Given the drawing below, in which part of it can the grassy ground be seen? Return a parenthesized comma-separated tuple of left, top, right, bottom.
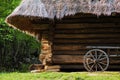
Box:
(0, 72, 120, 80)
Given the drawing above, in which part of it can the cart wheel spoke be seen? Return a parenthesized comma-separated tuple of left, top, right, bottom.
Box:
(87, 57, 94, 62)
(90, 52, 95, 60)
(99, 57, 107, 61)
(95, 50, 97, 59)
(95, 64, 98, 71)
(90, 64, 95, 71)
(99, 62, 107, 66)
(98, 52, 103, 60)
(88, 61, 94, 65)
(98, 63, 104, 71)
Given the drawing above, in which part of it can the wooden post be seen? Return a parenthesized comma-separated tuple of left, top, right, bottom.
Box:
(39, 20, 55, 65)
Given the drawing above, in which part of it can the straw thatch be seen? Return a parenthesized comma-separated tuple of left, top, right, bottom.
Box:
(5, 0, 120, 35)
(42, 0, 116, 18)
(7, 0, 120, 19)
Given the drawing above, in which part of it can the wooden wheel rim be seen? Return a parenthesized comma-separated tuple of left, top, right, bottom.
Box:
(83, 49, 109, 72)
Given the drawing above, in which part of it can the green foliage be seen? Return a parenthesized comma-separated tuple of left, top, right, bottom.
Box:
(0, 26, 13, 42)
(0, 27, 41, 71)
(0, 0, 41, 71)
(0, 0, 20, 26)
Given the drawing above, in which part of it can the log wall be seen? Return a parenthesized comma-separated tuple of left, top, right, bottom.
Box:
(52, 14, 120, 65)
(35, 14, 120, 70)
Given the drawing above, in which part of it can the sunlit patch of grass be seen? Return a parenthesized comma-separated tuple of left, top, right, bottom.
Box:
(0, 72, 120, 80)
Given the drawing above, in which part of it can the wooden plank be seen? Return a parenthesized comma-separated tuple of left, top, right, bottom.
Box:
(56, 17, 120, 23)
(55, 29, 120, 34)
(53, 50, 87, 55)
(53, 44, 120, 51)
(53, 45, 86, 50)
(54, 39, 120, 44)
(45, 65, 61, 70)
(109, 57, 120, 64)
(108, 64, 120, 70)
(52, 55, 83, 64)
(53, 64, 84, 69)
(87, 46, 120, 49)
(54, 34, 120, 39)
(46, 69, 60, 72)
(53, 49, 120, 55)
(56, 23, 120, 29)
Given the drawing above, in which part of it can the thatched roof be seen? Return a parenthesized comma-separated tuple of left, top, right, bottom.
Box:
(5, 0, 120, 35)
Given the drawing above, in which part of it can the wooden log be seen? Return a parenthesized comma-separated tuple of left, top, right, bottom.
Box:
(46, 69, 60, 72)
(56, 17, 120, 23)
(56, 23, 120, 29)
(109, 56, 120, 64)
(108, 64, 120, 70)
(109, 60, 120, 65)
(53, 45, 86, 51)
(55, 29, 120, 34)
(40, 36, 52, 65)
(108, 52, 120, 55)
(53, 44, 120, 50)
(54, 34, 120, 39)
(54, 39, 120, 44)
(45, 64, 84, 70)
(30, 70, 45, 73)
(54, 49, 120, 56)
(60, 64, 84, 69)
(52, 55, 84, 64)
(45, 65, 61, 70)
(53, 50, 87, 55)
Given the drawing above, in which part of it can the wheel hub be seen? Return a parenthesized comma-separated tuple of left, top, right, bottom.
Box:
(94, 59, 99, 64)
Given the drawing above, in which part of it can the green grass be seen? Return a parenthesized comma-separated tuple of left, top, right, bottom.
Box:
(0, 72, 120, 80)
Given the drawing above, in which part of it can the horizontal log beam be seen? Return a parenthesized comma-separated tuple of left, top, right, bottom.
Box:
(52, 64, 84, 69)
(108, 64, 120, 70)
(54, 39, 120, 44)
(53, 45, 87, 51)
(56, 17, 120, 23)
(54, 34, 120, 39)
(55, 29, 120, 34)
(53, 44, 120, 50)
(109, 58, 120, 64)
(52, 55, 83, 64)
(56, 23, 120, 29)
(53, 50, 87, 55)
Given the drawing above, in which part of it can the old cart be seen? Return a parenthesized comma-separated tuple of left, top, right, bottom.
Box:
(84, 46, 120, 71)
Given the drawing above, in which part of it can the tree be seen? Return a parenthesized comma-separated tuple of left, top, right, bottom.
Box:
(0, 0, 40, 71)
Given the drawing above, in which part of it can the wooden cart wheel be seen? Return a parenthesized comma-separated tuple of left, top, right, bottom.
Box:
(83, 49, 109, 72)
